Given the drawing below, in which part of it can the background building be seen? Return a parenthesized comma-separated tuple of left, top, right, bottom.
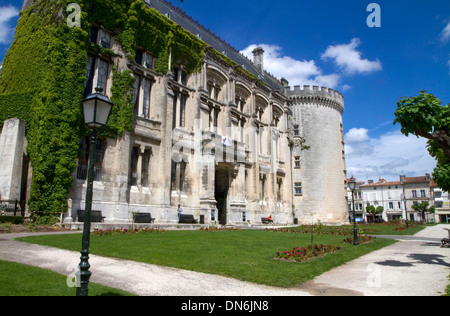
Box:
(347, 174, 447, 223)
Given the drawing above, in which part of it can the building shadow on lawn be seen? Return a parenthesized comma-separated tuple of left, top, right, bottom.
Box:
(376, 251, 450, 268)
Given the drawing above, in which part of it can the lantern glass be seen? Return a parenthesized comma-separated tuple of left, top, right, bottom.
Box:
(348, 178, 356, 191)
(82, 90, 113, 129)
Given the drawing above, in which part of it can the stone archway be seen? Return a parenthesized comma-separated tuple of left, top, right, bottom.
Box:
(215, 165, 229, 225)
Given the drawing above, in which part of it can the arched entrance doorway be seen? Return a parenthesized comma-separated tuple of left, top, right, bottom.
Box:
(215, 166, 229, 225)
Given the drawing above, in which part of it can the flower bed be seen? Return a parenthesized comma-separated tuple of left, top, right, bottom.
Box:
(197, 226, 242, 232)
(342, 235, 376, 244)
(275, 244, 342, 262)
(94, 227, 166, 236)
(264, 225, 381, 236)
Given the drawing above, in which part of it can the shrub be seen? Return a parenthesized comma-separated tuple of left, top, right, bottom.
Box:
(0, 216, 24, 224)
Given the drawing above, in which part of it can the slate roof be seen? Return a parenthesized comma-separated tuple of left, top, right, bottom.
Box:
(146, 0, 284, 90)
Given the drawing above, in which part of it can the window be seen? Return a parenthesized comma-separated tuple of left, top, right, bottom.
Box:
(179, 94, 186, 128)
(100, 31, 111, 49)
(294, 156, 301, 168)
(84, 56, 109, 97)
(293, 125, 299, 136)
(133, 74, 153, 119)
(261, 177, 266, 200)
(172, 91, 187, 129)
(135, 49, 143, 65)
(90, 26, 98, 44)
(207, 82, 220, 100)
(420, 190, 426, 197)
(144, 54, 153, 70)
(235, 95, 246, 113)
(135, 49, 154, 70)
(133, 75, 141, 116)
(173, 67, 179, 82)
(412, 190, 417, 198)
(212, 107, 219, 130)
(389, 202, 394, 209)
(142, 78, 152, 119)
(179, 161, 186, 192)
(173, 67, 187, 85)
(171, 161, 177, 191)
(141, 149, 151, 187)
(77, 137, 104, 182)
(294, 182, 302, 196)
(181, 70, 187, 86)
(130, 147, 139, 186)
(171, 160, 187, 192)
(96, 58, 109, 93)
(277, 179, 282, 201)
(90, 26, 111, 49)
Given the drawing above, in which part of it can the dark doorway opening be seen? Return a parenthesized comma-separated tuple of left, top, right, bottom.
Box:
(215, 167, 229, 225)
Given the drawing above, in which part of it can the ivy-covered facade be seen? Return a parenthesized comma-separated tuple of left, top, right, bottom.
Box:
(0, 0, 349, 225)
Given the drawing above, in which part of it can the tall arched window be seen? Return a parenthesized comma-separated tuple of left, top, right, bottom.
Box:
(77, 136, 104, 182)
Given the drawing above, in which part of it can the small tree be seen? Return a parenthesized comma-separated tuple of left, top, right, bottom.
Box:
(411, 201, 433, 223)
(394, 90, 450, 191)
(366, 205, 383, 223)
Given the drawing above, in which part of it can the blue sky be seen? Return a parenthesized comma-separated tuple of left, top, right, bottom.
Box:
(1, 0, 449, 182)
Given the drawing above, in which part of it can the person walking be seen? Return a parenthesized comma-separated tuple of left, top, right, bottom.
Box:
(177, 204, 182, 222)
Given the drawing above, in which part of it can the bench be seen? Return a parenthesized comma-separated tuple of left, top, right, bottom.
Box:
(133, 212, 155, 223)
(261, 217, 273, 224)
(77, 210, 104, 223)
(179, 214, 198, 224)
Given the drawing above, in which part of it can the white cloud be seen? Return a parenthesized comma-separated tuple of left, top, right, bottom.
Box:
(241, 40, 381, 89)
(345, 128, 370, 144)
(321, 38, 382, 75)
(240, 44, 341, 89)
(441, 21, 450, 42)
(345, 129, 437, 181)
(0, 6, 19, 44)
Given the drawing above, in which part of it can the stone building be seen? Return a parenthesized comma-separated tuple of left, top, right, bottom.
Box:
(350, 174, 447, 223)
(0, 0, 349, 226)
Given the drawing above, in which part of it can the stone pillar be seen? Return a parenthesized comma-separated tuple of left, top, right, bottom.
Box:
(0, 118, 25, 201)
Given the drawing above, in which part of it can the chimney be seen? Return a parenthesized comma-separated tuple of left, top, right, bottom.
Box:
(252, 47, 264, 73)
(281, 77, 289, 88)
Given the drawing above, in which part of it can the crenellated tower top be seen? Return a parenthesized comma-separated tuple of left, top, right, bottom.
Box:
(286, 85, 345, 114)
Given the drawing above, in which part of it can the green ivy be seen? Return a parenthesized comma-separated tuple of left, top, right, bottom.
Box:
(0, 0, 237, 214)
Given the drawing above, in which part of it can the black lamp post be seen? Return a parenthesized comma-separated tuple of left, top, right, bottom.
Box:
(348, 177, 359, 245)
(76, 87, 113, 296)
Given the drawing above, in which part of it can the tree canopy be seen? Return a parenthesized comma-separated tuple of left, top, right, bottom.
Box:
(394, 90, 450, 191)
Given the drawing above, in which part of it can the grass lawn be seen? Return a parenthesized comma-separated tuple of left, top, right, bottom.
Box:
(17, 228, 396, 288)
(0, 259, 135, 296)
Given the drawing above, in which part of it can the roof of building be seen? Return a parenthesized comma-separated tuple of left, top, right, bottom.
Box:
(146, 0, 284, 90)
(359, 174, 432, 188)
(360, 180, 401, 188)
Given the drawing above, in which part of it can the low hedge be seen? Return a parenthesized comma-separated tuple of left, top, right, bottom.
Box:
(0, 216, 24, 224)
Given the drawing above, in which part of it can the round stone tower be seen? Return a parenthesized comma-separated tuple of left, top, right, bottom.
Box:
(288, 85, 348, 225)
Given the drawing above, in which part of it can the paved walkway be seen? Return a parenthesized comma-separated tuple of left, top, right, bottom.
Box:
(0, 225, 449, 296)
